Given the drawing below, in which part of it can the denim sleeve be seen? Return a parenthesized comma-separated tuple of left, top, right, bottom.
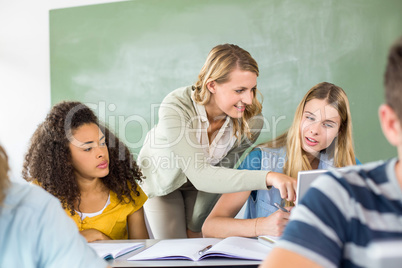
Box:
(238, 149, 262, 171)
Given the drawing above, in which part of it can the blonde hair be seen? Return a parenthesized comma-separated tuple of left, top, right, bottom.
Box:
(0, 145, 10, 206)
(261, 82, 356, 205)
(193, 44, 262, 141)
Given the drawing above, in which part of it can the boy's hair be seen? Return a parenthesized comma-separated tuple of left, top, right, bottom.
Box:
(0, 145, 10, 206)
(22, 101, 145, 215)
(385, 36, 402, 121)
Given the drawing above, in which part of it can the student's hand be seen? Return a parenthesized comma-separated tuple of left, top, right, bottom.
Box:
(80, 229, 111, 242)
(257, 207, 293, 237)
(266, 172, 297, 201)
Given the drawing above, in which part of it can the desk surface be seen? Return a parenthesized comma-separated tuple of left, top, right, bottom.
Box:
(98, 239, 262, 268)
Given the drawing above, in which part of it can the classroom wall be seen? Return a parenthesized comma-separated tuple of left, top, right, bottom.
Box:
(0, 0, 125, 182)
(1, 0, 401, 182)
(49, 0, 402, 164)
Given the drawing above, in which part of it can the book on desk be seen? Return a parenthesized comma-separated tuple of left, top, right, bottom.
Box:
(128, 237, 271, 261)
(89, 242, 144, 260)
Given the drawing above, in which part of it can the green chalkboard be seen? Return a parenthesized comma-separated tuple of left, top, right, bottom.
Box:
(50, 0, 402, 162)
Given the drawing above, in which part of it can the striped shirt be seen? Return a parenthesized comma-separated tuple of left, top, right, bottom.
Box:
(276, 158, 402, 268)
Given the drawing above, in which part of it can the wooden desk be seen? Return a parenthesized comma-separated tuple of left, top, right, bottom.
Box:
(101, 239, 262, 267)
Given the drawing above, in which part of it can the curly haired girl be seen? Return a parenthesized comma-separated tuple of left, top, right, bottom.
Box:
(23, 101, 149, 242)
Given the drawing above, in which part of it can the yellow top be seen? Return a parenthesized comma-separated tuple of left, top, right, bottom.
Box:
(65, 186, 148, 240)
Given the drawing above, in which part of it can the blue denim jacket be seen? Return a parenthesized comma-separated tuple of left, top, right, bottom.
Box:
(238, 147, 335, 219)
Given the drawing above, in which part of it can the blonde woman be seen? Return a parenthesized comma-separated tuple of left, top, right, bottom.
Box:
(139, 44, 297, 239)
(202, 82, 359, 238)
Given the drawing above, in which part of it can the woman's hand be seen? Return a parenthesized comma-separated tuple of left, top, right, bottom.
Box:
(80, 229, 111, 242)
(256, 206, 293, 236)
(265, 172, 297, 202)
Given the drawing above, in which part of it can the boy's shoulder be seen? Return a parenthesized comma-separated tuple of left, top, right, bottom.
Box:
(332, 159, 391, 183)
(6, 182, 57, 208)
(315, 159, 397, 199)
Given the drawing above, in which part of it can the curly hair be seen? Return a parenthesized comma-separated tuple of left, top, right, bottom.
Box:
(22, 101, 145, 215)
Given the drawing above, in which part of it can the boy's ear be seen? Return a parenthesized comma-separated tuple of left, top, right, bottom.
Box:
(379, 104, 402, 147)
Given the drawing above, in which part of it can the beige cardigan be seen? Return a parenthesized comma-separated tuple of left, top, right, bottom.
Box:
(138, 86, 269, 198)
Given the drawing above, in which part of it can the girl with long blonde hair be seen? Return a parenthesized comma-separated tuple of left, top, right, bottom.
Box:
(203, 82, 359, 238)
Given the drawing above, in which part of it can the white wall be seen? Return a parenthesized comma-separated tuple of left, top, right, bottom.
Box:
(0, 0, 123, 182)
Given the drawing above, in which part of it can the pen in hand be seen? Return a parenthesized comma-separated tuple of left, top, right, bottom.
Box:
(274, 202, 290, 213)
(198, 245, 212, 255)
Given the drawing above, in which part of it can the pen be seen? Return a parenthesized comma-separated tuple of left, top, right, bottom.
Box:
(259, 236, 276, 244)
(274, 202, 290, 213)
(198, 245, 212, 255)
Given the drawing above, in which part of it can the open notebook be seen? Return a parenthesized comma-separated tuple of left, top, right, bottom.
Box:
(89, 242, 144, 260)
(128, 237, 270, 261)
